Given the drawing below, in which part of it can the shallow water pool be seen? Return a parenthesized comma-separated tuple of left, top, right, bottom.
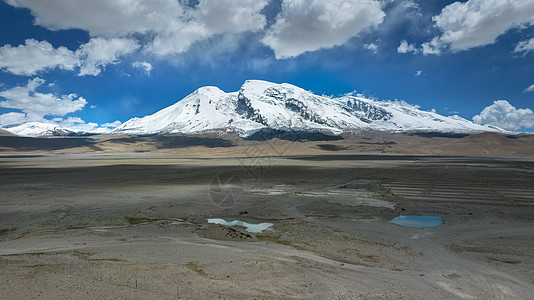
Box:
(388, 215, 443, 228)
(207, 218, 274, 233)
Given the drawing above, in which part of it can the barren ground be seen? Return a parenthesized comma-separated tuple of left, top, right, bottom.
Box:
(0, 133, 533, 299)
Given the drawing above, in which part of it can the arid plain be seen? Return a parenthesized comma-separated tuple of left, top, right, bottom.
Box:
(1, 132, 533, 299)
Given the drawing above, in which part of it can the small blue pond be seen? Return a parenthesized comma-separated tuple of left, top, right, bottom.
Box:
(388, 215, 443, 228)
(207, 218, 274, 233)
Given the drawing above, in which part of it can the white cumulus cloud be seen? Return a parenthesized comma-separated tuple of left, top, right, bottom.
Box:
(514, 37, 534, 54)
(0, 38, 140, 76)
(196, 0, 268, 34)
(6, 0, 269, 58)
(132, 61, 153, 75)
(424, 0, 534, 54)
(54, 116, 100, 132)
(0, 39, 78, 76)
(5, 0, 183, 37)
(421, 37, 441, 55)
(262, 0, 385, 59)
(101, 120, 122, 128)
(473, 100, 534, 131)
(148, 0, 268, 56)
(397, 40, 417, 54)
(76, 37, 140, 76)
(0, 78, 87, 119)
(364, 43, 378, 53)
(524, 84, 534, 93)
(57, 118, 120, 133)
(0, 112, 29, 126)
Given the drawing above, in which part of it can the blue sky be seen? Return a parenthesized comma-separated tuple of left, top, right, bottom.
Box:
(0, 0, 534, 132)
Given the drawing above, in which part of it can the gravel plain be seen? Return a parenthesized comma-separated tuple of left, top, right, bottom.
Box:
(1, 133, 533, 299)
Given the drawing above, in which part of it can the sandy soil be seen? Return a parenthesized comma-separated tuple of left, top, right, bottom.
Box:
(1, 131, 534, 157)
(0, 134, 533, 299)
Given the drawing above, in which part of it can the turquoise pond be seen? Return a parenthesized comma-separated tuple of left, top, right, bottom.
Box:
(388, 215, 443, 228)
(207, 219, 274, 233)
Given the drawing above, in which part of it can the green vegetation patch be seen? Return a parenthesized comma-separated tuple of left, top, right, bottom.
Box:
(185, 261, 208, 277)
(0, 228, 15, 236)
(256, 234, 305, 250)
(487, 257, 521, 264)
(88, 257, 128, 263)
(125, 216, 158, 225)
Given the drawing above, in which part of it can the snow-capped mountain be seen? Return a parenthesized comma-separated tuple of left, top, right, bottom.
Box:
(116, 80, 504, 135)
(3, 122, 76, 137)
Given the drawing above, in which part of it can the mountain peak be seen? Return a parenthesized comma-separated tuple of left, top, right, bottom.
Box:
(242, 79, 278, 88)
(4, 122, 75, 137)
(240, 80, 307, 97)
(114, 80, 505, 136)
(193, 86, 225, 96)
